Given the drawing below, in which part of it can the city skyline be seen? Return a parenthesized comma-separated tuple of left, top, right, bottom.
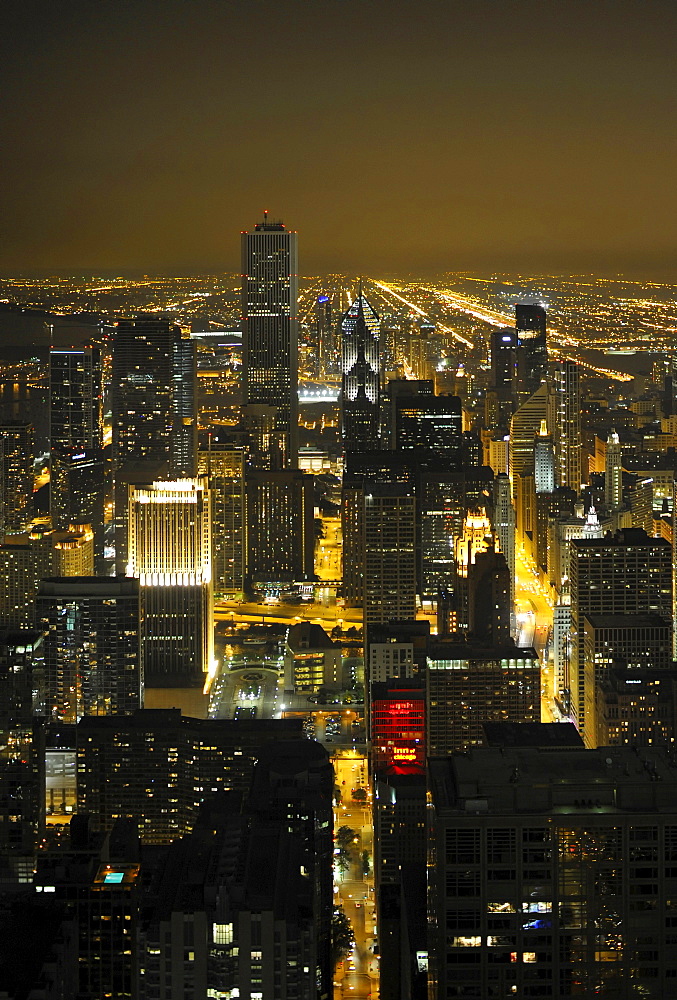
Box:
(2, 1, 677, 278)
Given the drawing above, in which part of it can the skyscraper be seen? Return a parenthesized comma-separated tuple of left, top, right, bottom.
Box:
(241, 216, 299, 469)
(341, 292, 381, 453)
(127, 478, 212, 688)
(555, 359, 582, 493)
(515, 299, 548, 401)
(49, 346, 102, 457)
(363, 484, 417, 627)
(569, 528, 673, 742)
(198, 442, 246, 596)
(0, 421, 34, 534)
(605, 427, 623, 509)
(111, 317, 197, 569)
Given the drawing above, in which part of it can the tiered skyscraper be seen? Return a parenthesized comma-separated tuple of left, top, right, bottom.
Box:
(341, 291, 381, 452)
(241, 215, 299, 469)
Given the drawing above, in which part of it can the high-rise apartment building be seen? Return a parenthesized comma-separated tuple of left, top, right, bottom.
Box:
(77, 710, 305, 843)
(0, 421, 34, 534)
(49, 346, 102, 457)
(569, 528, 673, 742)
(341, 293, 381, 453)
(127, 478, 212, 688)
(36, 577, 142, 724)
(428, 743, 677, 1000)
(0, 628, 45, 867)
(241, 216, 299, 469)
(555, 359, 582, 494)
(0, 521, 53, 627)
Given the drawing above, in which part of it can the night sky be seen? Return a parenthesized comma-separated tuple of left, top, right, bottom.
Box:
(2, 1, 677, 277)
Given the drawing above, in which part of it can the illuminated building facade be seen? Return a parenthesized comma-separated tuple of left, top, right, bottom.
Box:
(198, 443, 246, 595)
(51, 523, 95, 576)
(534, 419, 555, 493)
(0, 522, 53, 627)
(245, 469, 314, 587)
(426, 640, 540, 754)
(49, 345, 102, 456)
(595, 663, 677, 747)
(555, 359, 582, 494)
(341, 293, 381, 453)
(111, 316, 197, 569)
(428, 745, 677, 1000)
(605, 428, 623, 509)
(127, 478, 212, 688)
(0, 420, 34, 534)
(364, 484, 417, 627)
(370, 681, 426, 771)
(241, 217, 299, 469)
(36, 577, 142, 723)
(50, 449, 107, 571)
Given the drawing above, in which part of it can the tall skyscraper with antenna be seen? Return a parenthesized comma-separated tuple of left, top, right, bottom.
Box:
(341, 289, 381, 453)
(241, 214, 299, 469)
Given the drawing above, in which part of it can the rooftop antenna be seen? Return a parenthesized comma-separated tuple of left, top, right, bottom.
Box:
(263, 208, 268, 224)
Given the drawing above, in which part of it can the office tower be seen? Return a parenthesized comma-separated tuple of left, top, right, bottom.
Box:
(111, 316, 197, 569)
(569, 528, 673, 743)
(426, 638, 540, 754)
(370, 680, 426, 771)
(36, 577, 142, 724)
(245, 469, 315, 588)
(283, 622, 342, 694)
(515, 298, 547, 400)
(555, 359, 582, 493)
(247, 740, 334, 1000)
(534, 419, 555, 493)
(49, 345, 102, 455)
(0, 628, 45, 871)
(341, 292, 381, 453)
(0, 521, 53, 627)
(493, 473, 516, 628)
(241, 216, 299, 469)
(77, 710, 305, 843)
(605, 427, 623, 509)
(364, 484, 417, 627)
(428, 743, 677, 1000)
(198, 442, 246, 596)
(127, 478, 212, 688)
(509, 382, 549, 486)
(389, 382, 463, 463)
(0, 420, 34, 534)
(453, 508, 498, 630)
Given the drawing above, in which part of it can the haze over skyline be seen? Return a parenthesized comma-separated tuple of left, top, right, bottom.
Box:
(2, 0, 677, 279)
